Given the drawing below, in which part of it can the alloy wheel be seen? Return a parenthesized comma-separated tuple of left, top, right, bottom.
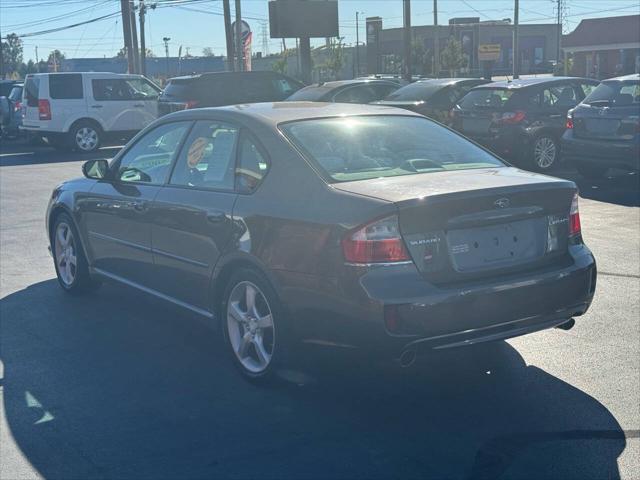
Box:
(533, 137, 557, 169)
(75, 127, 98, 151)
(226, 281, 275, 373)
(54, 222, 77, 286)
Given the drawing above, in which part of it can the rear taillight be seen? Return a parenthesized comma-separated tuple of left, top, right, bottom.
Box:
(38, 99, 51, 120)
(499, 110, 526, 124)
(566, 116, 574, 129)
(185, 100, 199, 109)
(569, 192, 581, 236)
(14, 101, 22, 112)
(342, 215, 411, 264)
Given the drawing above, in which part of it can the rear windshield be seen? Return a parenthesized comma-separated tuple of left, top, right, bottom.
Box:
(459, 88, 515, 109)
(281, 115, 504, 183)
(383, 82, 444, 101)
(584, 80, 640, 106)
(161, 80, 194, 100)
(286, 85, 334, 101)
(24, 76, 40, 107)
(9, 86, 23, 102)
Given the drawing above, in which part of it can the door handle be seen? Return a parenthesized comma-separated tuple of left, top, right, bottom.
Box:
(133, 104, 145, 108)
(90, 105, 103, 109)
(207, 212, 226, 223)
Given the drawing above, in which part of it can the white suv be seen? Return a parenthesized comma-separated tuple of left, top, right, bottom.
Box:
(21, 72, 161, 152)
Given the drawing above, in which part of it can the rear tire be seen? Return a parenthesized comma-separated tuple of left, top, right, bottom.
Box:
(51, 213, 101, 294)
(576, 163, 608, 180)
(221, 268, 289, 384)
(530, 134, 559, 171)
(68, 120, 101, 153)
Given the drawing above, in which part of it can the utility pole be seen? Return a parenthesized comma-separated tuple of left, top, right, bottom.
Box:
(223, 0, 234, 71)
(35, 46, 39, 63)
(403, 0, 412, 82)
(556, 0, 562, 67)
(130, 1, 140, 73)
(235, 0, 243, 71)
(120, 0, 135, 73)
(433, 0, 439, 78)
(139, 0, 146, 76)
(0, 26, 5, 79)
(355, 12, 361, 77)
(163, 37, 170, 78)
(513, 0, 519, 79)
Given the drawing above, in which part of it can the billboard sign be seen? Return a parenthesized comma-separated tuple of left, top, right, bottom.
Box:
(478, 44, 501, 62)
(269, 0, 338, 38)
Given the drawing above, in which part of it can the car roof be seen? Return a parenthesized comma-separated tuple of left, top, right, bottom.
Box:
(417, 77, 489, 86)
(305, 79, 398, 89)
(476, 76, 596, 89)
(26, 72, 143, 79)
(162, 101, 421, 127)
(604, 73, 640, 82)
(169, 71, 282, 82)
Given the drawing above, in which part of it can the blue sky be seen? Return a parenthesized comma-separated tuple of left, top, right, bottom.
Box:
(2, 0, 639, 62)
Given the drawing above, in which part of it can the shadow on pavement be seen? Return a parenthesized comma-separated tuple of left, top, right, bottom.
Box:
(555, 168, 640, 207)
(0, 280, 627, 479)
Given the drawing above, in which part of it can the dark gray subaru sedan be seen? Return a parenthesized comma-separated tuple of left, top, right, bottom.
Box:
(46, 102, 596, 381)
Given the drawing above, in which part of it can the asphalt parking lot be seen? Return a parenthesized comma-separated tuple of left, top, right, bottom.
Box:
(1, 140, 638, 480)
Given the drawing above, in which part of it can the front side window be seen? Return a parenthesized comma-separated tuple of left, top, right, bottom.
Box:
(272, 77, 300, 98)
(126, 78, 160, 100)
(541, 85, 579, 108)
(49, 74, 83, 99)
(170, 121, 239, 190)
(116, 121, 190, 184)
(281, 115, 504, 183)
(93, 79, 132, 101)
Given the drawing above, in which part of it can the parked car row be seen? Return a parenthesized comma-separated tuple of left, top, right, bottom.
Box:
(10, 71, 638, 179)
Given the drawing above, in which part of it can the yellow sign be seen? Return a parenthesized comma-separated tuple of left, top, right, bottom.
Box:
(478, 44, 501, 62)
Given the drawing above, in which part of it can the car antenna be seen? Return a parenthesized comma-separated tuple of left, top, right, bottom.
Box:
(506, 74, 512, 83)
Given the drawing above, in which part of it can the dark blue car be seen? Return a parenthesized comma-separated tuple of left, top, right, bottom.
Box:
(562, 74, 640, 179)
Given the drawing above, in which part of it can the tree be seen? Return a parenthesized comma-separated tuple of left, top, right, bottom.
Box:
(116, 47, 154, 58)
(202, 47, 215, 57)
(411, 39, 432, 76)
(440, 37, 468, 77)
(320, 38, 345, 80)
(1, 33, 24, 76)
(18, 59, 38, 77)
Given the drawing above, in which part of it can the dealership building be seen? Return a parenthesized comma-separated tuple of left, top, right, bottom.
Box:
(366, 16, 560, 76)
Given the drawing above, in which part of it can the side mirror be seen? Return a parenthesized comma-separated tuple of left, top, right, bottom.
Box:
(82, 159, 109, 179)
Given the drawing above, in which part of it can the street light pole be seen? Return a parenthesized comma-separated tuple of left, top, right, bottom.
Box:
(403, 0, 412, 83)
(139, 0, 146, 76)
(163, 37, 171, 78)
(513, 0, 520, 79)
(355, 11, 361, 77)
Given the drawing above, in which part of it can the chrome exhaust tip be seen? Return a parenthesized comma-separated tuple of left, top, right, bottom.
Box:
(399, 349, 417, 368)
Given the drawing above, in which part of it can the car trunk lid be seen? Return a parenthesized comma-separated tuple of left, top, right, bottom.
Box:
(573, 103, 639, 141)
(334, 167, 576, 281)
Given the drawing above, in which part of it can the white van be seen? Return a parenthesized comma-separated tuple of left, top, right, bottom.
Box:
(21, 72, 161, 152)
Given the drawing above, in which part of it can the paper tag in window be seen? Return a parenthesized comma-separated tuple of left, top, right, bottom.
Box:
(187, 137, 208, 168)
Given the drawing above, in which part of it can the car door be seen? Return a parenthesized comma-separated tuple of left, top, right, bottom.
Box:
(148, 120, 242, 309)
(82, 121, 191, 286)
(89, 77, 138, 132)
(541, 83, 580, 136)
(124, 77, 161, 130)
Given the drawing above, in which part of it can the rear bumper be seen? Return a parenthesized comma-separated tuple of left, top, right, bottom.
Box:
(281, 245, 596, 357)
(561, 132, 640, 171)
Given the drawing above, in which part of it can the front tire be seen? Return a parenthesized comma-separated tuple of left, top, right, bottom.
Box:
(221, 268, 287, 383)
(531, 134, 559, 171)
(69, 121, 101, 153)
(52, 213, 101, 294)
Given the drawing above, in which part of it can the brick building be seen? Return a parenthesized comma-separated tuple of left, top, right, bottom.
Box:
(563, 15, 640, 79)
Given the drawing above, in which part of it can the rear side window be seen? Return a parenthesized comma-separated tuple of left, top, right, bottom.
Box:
(49, 74, 83, 99)
(25, 76, 40, 107)
(459, 88, 514, 109)
(236, 136, 269, 192)
(9, 86, 23, 102)
(333, 85, 377, 103)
